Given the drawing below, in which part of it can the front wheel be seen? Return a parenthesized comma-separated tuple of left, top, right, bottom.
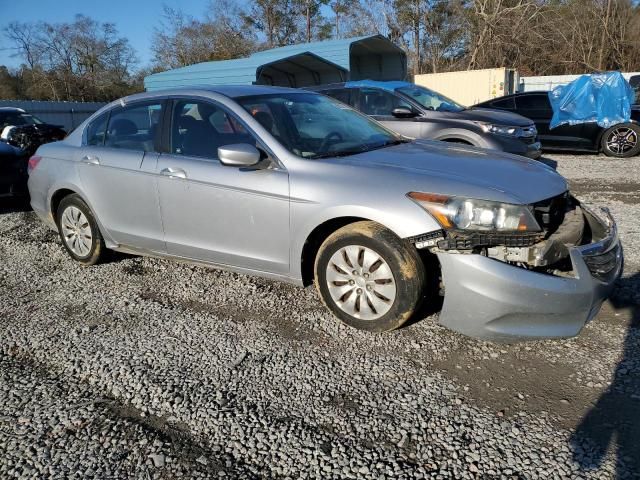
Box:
(601, 124, 640, 158)
(314, 221, 426, 332)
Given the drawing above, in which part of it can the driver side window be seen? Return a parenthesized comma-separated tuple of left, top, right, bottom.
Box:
(171, 99, 254, 161)
(359, 88, 411, 117)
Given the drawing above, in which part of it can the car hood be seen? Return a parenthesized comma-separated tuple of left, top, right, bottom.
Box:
(453, 107, 534, 127)
(0, 140, 22, 157)
(331, 140, 567, 205)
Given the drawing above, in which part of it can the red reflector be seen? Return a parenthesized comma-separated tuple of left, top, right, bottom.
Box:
(28, 155, 42, 173)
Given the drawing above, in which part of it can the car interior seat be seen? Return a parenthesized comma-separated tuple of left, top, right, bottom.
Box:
(106, 118, 140, 149)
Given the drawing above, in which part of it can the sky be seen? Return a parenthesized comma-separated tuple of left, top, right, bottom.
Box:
(0, 0, 213, 68)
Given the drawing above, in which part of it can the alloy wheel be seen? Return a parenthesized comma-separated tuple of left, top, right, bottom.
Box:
(606, 127, 638, 155)
(325, 245, 397, 320)
(60, 206, 93, 257)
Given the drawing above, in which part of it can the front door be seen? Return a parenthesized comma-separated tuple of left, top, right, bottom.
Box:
(156, 98, 290, 274)
(357, 88, 424, 139)
(515, 94, 587, 150)
(77, 101, 165, 252)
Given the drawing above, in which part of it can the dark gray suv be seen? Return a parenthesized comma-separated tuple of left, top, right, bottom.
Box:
(310, 80, 542, 159)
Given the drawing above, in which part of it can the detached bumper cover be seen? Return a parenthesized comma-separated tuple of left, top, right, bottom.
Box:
(437, 208, 622, 341)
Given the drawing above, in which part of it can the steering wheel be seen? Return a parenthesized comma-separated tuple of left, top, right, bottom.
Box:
(319, 131, 344, 153)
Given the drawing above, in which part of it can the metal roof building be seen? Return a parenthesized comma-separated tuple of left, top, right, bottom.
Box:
(144, 35, 407, 91)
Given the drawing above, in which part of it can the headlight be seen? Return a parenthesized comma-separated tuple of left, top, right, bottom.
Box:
(408, 192, 541, 232)
(476, 122, 518, 136)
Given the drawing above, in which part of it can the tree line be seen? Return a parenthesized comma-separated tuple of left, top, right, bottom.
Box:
(2, 0, 639, 102)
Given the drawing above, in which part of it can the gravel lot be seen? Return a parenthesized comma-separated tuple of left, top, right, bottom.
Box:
(1, 153, 639, 479)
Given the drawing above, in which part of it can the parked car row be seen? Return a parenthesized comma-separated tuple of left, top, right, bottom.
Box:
(309, 81, 543, 159)
(312, 80, 640, 159)
(27, 86, 623, 342)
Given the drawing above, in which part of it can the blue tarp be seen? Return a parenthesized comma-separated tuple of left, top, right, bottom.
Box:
(548, 71, 635, 129)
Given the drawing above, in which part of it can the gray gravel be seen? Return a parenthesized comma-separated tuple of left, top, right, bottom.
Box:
(1, 153, 639, 479)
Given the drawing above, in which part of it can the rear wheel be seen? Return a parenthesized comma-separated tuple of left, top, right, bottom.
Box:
(56, 194, 105, 265)
(601, 123, 640, 158)
(314, 221, 426, 332)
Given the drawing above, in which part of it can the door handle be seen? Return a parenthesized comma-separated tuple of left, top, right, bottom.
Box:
(160, 167, 187, 179)
(81, 155, 100, 165)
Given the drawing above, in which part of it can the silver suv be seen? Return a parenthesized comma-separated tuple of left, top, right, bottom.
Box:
(28, 86, 622, 341)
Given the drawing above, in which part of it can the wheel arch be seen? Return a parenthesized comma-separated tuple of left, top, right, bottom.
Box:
(48, 186, 115, 247)
(50, 188, 78, 219)
(300, 216, 368, 287)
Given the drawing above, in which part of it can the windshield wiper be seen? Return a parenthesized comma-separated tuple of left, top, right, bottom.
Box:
(309, 138, 409, 159)
(309, 149, 364, 159)
(362, 138, 410, 151)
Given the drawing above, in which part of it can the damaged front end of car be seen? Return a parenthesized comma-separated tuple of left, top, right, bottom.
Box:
(408, 192, 623, 341)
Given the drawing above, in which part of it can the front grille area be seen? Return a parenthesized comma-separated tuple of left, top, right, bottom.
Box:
(518, 125, 538, 144)
(533, 192, 570, 234)
(437, 231, 544, 250)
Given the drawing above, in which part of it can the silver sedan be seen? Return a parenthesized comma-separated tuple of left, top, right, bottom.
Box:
(27, 86, 623, 341)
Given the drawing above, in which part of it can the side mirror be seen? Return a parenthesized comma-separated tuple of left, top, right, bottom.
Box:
(218, 143, 261, 167)
(392, 107, 419, 119)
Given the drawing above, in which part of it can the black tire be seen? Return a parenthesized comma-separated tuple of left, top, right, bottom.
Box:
(600, 123, 640, 158)
(56, 194, 105, 265)
(314, 221, 426, 332)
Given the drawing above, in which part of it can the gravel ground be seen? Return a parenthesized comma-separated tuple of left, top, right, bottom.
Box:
(0, 153, 638, 479)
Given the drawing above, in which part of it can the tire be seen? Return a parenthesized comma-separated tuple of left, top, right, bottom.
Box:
(314, 221, 426, 332)
(601, 123, 640, 158)
(56, 194, 105, 265)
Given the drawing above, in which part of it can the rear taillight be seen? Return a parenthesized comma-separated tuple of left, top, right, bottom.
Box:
(27, 155, 42, 174)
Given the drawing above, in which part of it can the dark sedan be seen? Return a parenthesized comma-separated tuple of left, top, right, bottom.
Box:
(474, 91, 640, 158)
(0, 141, 29, 198)
(0, 107, 66, 198)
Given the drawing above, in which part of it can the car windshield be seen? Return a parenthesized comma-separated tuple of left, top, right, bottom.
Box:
(0, 111, 43, 129)
(237, 92, 404, 159)
(397, 85, 465, 113)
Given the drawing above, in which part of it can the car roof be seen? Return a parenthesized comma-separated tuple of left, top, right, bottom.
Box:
(0, 107, 26, 112)
(121, 84, 309, 104)
(310, 80, 415, 92)
(475, 90, 549, 106)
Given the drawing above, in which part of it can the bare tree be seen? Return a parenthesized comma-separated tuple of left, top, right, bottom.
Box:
(153, 1, 256, 69)
(4, 15, 138, 101)
(244, 0, 300, 47)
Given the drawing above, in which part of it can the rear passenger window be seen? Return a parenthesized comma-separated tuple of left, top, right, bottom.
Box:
(172, 100, 254, 160)
(516, 95, 551, 112)
(105, 102, 163, 152)
(490, 97, 516, 109)
(323, 89, 352, 106)
(86, 113, 108, 146)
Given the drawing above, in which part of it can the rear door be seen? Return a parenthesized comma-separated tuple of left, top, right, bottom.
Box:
(156, 97, 290, 274)
(357, 87, 423, 138)
(77, 100, 166, 252)
(514, 93, 590, 150)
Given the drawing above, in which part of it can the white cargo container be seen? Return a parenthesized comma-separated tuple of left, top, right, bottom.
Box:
(413, 68, 518, 107)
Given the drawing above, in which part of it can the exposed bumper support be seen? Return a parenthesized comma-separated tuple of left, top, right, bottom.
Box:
(437, 208, 623, 342)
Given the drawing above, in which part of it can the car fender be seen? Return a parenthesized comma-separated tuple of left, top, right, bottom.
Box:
(430, 128, 488, 148)
(289, 201, 441, 282)
(46, 175, 118, 248)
